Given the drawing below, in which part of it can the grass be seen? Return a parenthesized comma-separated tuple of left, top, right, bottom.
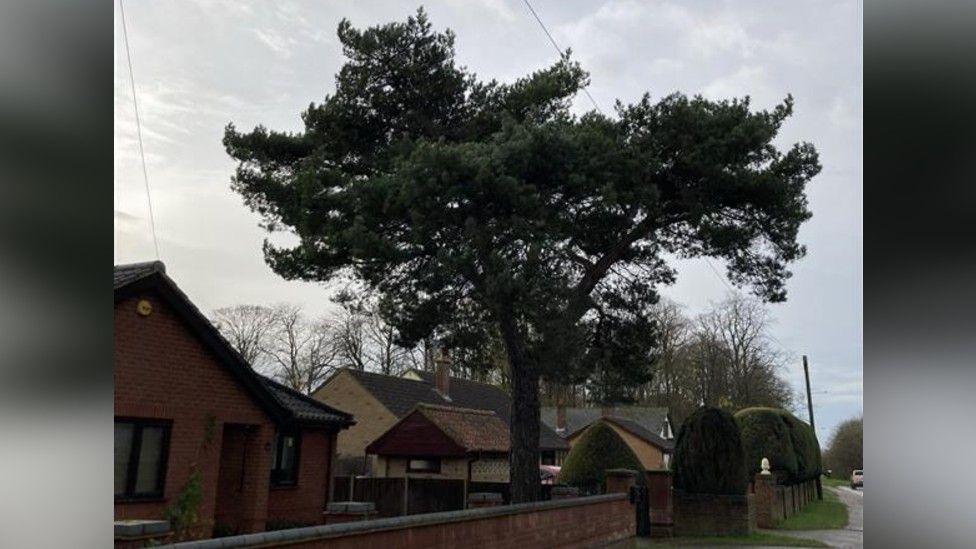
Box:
(775, 487, 848, 530)
(621, 532, 827, 547)
(821, 476, 847, 488)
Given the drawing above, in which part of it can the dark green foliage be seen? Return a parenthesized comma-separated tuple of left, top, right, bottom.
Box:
(559, 421, 646, 491)
(222, 8, 820, 501)
(735, 407, 799, 480)
(779, 411, 822, 481)
(672, 407, 748, 495)
(823, 417, 862, 479)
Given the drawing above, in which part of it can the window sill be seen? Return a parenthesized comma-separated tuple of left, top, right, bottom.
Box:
(270, 483, 299, 490)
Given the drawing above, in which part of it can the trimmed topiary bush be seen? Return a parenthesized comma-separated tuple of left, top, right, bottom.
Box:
(672, 407, 748, 495)
(735, 407, 799, 481)
(779, 411, 822, 482)
(559, 420, 646, 492)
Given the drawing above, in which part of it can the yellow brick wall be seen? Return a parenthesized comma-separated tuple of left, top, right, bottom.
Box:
(312, 371, 399, 462)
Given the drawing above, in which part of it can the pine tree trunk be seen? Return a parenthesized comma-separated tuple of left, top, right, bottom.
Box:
(497, 312, 541, 503)
(508, 360, 541, 502)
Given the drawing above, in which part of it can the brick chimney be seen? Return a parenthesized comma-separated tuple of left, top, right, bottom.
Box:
(434, 346, 451, 399)
(556, 404, 567, 433)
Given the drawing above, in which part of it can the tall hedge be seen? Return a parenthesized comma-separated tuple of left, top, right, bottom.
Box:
(559, 420, 646, 490)
(735, 407, 799, 480)
(779, 411, 822, 481)
(672, 407, 748, 495)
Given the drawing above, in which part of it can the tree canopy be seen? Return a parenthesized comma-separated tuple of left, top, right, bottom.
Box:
(223, 8, 820, 501)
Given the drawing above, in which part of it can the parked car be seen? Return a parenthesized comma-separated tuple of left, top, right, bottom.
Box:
(540, 465, 561, 485)
(850, 469, 863, 489)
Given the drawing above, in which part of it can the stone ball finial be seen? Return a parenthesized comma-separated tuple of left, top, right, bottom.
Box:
(760, 457, 772, 475)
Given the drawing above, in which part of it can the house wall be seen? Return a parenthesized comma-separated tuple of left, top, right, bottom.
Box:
(116, 292, 340, 538)
(115, 293, 275, 537)
(313, 371, 398, 472)
(266, 428, 335, 527)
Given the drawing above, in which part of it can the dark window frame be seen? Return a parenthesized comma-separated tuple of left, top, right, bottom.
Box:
(406, 457, 441, 473)
(115, 417, 172, 502)
(270, 429, 301, 487)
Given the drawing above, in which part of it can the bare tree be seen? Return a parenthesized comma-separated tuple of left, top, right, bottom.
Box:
(264, 304, 340, 394)
(211, 305, 276, 367)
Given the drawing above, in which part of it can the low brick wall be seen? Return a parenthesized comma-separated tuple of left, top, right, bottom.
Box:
(163, 494, 634, 549)
(673, 492, 755, 537)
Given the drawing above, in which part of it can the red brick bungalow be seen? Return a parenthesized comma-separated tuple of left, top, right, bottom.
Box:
(114, 261, 354, 539)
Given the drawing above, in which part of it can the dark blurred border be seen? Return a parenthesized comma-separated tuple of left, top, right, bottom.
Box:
(866, 1, 976, 547)
(0, 0, 113, 546)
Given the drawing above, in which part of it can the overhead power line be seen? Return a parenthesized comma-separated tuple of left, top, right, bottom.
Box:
(519, 0, 603, 115)
(119, 0, 160, 260)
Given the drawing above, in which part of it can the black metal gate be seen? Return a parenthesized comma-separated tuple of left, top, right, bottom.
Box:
(629, 484, 651, 537)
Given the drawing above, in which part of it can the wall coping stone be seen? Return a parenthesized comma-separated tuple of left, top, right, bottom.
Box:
(326, 501, 376, 513)
(163, 493, 628, 548)
(605, 468, 639, 477)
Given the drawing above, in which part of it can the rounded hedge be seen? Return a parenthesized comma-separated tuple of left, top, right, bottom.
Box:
(778, 411, 822, 481)
(672, 407, 748, 495)
(559, 420, 646, 490)
(735, 407, 799, 481)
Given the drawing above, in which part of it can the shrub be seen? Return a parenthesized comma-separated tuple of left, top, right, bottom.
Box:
(735, 407, 799, 481)
(779, 411, 822, 481)
(559, 420, 646, 492)
(672, 407, 748, 495)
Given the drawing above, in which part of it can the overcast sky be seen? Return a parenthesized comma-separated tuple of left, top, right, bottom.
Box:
(114, 0, 862, 442)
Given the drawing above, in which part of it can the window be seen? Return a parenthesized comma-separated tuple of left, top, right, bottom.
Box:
(115, 419, 170, 500)
(270, 431, 301, 486)
(540, 451, 556, 466)
(407, 458, 440, 473)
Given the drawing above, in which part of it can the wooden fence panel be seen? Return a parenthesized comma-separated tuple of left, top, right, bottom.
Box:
(406, 478, 465, 515)
(353, 477, 406, 517)
(333, 476, 351, 502)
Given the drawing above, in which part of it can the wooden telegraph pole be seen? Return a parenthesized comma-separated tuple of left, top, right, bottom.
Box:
(803, 355, 823, 499)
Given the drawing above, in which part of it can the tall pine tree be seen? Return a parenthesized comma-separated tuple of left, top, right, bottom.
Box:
(224, 9, 820, 501)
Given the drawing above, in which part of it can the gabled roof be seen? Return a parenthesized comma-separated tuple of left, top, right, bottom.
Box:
(599, 416, 674, 452)
(366, 404, 509, 456)
(114, 261, 353, 429)
(541, 405, 671, 440)
(416, 404, 510, 453)
(330, 368, 568, 451)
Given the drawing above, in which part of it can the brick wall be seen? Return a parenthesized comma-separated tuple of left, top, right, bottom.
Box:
(169, 494, 635, 549)
(267, 429, 333, 526)
(115, 293, 274, 537)
(673, 492, 755, 537)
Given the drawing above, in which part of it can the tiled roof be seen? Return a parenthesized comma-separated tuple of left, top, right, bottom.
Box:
(415, 404, 509, 453)
(541, 406, 671, 440)
(260, 375, 353, 426)
(409, 370, 569, 452)
(340, 368, 568, 451)
(602, 416, 674, 451)
(114, 260, 165, 289)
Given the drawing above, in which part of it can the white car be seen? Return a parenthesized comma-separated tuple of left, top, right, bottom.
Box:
(850, 469, 863, 489)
